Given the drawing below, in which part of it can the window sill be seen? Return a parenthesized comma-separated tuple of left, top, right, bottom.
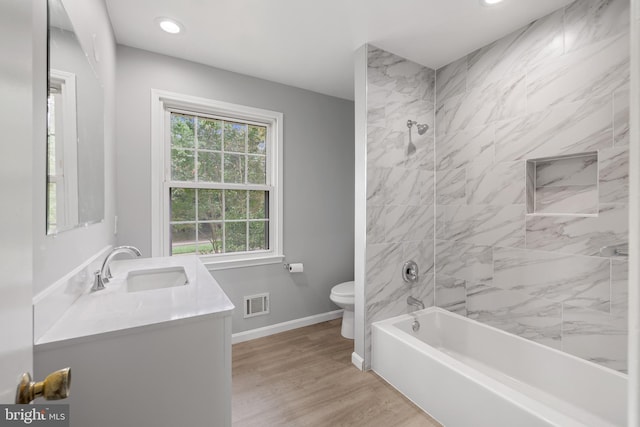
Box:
(202, 254, 285, 271)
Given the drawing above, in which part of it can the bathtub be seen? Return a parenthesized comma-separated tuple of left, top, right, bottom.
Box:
(371, 307, 626, 427)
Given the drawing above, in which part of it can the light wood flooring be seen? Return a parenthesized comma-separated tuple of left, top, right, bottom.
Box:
(232, 319, 441, 427)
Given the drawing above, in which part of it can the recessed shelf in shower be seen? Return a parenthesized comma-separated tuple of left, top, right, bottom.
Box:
(526, 152, 598, 216)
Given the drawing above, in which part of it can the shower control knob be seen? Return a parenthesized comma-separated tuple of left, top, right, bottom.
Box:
(402, 260, 419, 283)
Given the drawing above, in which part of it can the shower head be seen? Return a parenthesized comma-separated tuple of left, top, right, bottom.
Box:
(407, 120, 429, 135)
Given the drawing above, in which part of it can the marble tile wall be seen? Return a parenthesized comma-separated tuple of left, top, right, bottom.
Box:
(434, 0, 630, 372)
(364, 45, 436, 367)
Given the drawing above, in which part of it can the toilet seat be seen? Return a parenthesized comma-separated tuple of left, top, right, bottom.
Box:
(331, 281, 354, 298)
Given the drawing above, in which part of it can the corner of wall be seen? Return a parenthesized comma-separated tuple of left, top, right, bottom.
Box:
(353, 44, 368, 362)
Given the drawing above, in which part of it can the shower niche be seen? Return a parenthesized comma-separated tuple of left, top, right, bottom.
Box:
(526, 152, 598, 216)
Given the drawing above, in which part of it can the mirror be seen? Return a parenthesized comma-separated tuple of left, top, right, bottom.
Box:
(47, 0, 104, 234)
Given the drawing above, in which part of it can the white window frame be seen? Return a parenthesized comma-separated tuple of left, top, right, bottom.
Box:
(151, 89, 284, 269)
(48, 69, 79, 233)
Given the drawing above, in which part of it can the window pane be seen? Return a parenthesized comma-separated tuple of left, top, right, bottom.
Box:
(198, 151, 221, 182)
(171, 223, 196, 255)
(47, 182, 57, 227)
(249, 191, 267, 219)
(171, 114, 195, 148)
(170, 188, 195, 221)
(226, 222, 247, 252)
(248, 125, 266, 154)
(198, 223, 223, 254)
(198, 189, 223, 221)
(224, 121, 246, 153)
(224, 153, 245, 183)
(247, 155, 266, 184)
(47, 131, 56, 174)
(171, 149, 195, 181)
(225, 190, 247, 220)
(249, 221, 268, 251)
(197, 118, 222, 150)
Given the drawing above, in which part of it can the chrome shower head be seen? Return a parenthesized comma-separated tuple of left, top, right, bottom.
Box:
(407, 120, 429, 135)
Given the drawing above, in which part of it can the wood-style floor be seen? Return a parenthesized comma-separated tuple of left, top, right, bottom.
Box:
(232, 319, 441, 427)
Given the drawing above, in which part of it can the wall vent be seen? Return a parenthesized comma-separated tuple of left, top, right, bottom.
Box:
(243, 293, 270, 318)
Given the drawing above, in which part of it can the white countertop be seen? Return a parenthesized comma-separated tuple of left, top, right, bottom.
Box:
(35, 256, 234, 347)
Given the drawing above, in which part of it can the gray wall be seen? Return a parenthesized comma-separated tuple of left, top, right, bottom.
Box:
(434, 0, 629, 372)
(33, 0, 117, 295)
(115, 46, 354, 333)
(362, 45, 436, 367)
(0, 0, 34, 402)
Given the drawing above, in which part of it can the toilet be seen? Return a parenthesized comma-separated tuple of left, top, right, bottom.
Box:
(330, 281, 355, 339)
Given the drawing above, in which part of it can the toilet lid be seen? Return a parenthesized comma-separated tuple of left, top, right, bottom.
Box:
(332, 281, 354, 297)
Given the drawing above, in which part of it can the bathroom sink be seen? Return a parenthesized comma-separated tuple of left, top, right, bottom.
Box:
(126, 266, 189, 293)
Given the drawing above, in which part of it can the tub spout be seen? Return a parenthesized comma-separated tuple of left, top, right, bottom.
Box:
(600, 243, 628, 257)
(407, 296, 425, 310)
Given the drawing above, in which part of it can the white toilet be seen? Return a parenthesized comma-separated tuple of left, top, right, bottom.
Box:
(330, 281, 354, 339)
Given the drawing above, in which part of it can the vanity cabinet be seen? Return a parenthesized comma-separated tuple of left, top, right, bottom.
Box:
(34, 256, 233, 427)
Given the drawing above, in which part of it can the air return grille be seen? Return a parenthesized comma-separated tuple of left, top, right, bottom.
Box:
(243, 293, 270, 318)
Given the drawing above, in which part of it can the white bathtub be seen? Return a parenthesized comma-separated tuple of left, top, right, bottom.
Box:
(371, 307, 626, 427)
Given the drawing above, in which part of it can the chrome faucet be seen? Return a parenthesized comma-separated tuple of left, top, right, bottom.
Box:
(91, 246, 142, 292)
(407, 296, 425, 310)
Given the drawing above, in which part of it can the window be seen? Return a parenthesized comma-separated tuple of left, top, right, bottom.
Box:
(151, 90, 283, 268)
(47, 69, 78, 234)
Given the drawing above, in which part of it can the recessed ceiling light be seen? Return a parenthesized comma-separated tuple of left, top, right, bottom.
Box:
(157, 18, 183, 34)
(481, 0, 505, 5)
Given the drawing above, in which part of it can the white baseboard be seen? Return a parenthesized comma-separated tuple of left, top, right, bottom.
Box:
(351, 351, 365, 371)
(232, 309, 344, 344)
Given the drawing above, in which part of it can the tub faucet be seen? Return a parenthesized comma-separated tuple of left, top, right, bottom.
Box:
(599, 243, 628, 257)
(91, 246, 142, 292)
(407, 296, 425, 310)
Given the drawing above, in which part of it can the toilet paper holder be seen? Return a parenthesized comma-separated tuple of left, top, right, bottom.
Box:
(284, 263, 304, 273)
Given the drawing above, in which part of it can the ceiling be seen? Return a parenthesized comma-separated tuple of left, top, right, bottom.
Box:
(105, 0, 574, 100)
